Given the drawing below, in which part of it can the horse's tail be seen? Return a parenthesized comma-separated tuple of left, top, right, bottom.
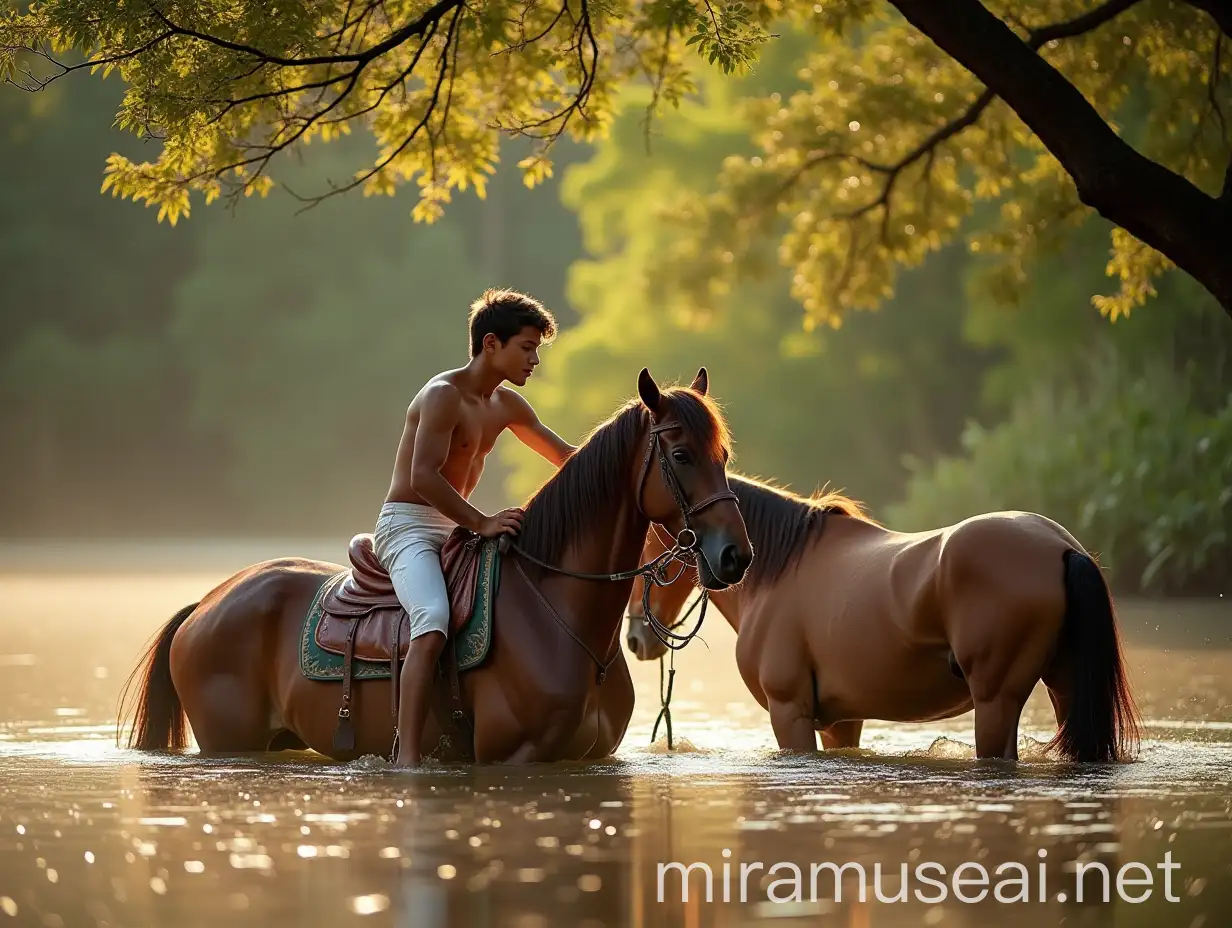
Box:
(116, 602, 197, 752)
(1046, 550, 1141, 762)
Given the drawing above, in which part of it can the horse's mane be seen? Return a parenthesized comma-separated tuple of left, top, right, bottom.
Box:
(730, 472, 873, 586)
(517, 386, 731, 567)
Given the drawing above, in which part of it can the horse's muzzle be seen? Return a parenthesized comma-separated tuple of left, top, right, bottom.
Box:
(717, 542, 751, 585)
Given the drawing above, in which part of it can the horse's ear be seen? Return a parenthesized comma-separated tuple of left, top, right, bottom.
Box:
(690, 367, 708, 396)
(638, 367, 662, 414)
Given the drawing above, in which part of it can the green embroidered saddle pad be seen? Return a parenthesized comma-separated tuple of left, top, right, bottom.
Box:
(298, 536, 501, 682)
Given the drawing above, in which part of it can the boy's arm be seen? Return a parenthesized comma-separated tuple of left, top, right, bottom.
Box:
(410, 384, 521, 537)
(504, 389, 575, 467)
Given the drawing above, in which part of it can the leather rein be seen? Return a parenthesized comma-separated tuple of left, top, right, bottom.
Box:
(505, 418, 737, 679)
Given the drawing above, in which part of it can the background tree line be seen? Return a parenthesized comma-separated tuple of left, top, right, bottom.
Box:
(2, 11, 1229, 596)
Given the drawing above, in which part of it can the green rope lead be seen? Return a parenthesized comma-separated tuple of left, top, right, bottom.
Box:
(651, 650, 676, 749)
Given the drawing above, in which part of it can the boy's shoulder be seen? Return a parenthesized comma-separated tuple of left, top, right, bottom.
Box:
(415, 370, 467, 401)
(494, 384, 535, 415)
(407, 373, 466, 421)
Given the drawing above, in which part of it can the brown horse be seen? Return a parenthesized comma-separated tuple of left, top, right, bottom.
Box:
(118, 368, 752, 764)
(626, 473, 1142, 762)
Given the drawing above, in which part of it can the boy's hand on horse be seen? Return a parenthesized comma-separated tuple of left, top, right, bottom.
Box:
(477, 507, 524, 538)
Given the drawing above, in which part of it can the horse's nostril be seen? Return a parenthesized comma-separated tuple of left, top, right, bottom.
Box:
(627, 635, 640, 656)
(719, 543, 741, 578)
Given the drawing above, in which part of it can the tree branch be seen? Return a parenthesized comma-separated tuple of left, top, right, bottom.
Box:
(287, 3, 467, 212)
(144, 0, 462, 68)
(319, 16, 442, 126)
(878, 1, 1146, 179)
(890, 0, 1232, 318)
(194, 66, 365, 193)
(1027, 0, 1145, 42)
(496, 0, 599, 142)
(492, 3, 569, 56)
(3, 0, 595, 218)
(203, 69, 359, 125)
(640, 20, 677, 154)
(781, 0, 1146, 234)
(4, 30, 174, 91)
(7, 0, 463, 100)
(1212, 33, 1228, 145)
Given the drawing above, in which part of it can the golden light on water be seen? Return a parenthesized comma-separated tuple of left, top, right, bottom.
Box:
(349, 893, 390, 915)
(0, 565, 1228, 925)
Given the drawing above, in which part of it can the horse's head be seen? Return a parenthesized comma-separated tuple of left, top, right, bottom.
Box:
(633, 366, 752, 591)
(624, 530, 694, 661)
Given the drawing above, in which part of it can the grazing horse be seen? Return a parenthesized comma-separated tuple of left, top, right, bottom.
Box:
(119, 368, 752, 764)
(626, 473, 1141, 762)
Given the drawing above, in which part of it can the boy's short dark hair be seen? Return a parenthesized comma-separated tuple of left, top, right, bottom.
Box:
(468, 288, 557, 356)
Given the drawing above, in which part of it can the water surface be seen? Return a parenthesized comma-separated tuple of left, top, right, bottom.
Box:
(0, 553, 1228, 927)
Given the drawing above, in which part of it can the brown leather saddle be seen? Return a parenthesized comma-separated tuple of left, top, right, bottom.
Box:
(316, 527, 492, 758)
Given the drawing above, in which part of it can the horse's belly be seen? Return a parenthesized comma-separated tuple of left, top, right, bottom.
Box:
(821, 644, 971, 724)
(278, 673, 399, 760)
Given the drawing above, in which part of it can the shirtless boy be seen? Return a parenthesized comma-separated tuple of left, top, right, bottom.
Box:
(375, 289, 575, 767)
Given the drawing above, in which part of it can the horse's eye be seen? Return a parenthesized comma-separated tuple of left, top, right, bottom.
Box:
(672, 449, 690, 465)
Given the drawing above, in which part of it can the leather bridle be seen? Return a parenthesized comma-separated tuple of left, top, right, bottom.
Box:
(508, 416, 737, 584)
(634, 420, 739, 560)
(505, 415, 739, 670)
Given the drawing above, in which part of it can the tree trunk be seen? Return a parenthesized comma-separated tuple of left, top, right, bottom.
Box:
(889, 0, 1232, 321)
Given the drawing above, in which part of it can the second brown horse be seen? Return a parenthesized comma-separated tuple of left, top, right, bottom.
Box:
(627, 473, 1141, 763)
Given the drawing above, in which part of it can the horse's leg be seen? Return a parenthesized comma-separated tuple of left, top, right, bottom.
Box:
(170, 568, 297, 755)
(971, 691, 1030, 759)
(583, 656, 635, 760)
(475, 670, 597, 763)
(469, 668, 540, 763)
(820, 720, 863, 750)
(182, 673, 273, 754)
(766, 698, 818, 751)
(498, 741, 542, 764)
(958, 646, 1036, 761)
(950, 573, 1065, 761)
(761, 660, 819, 751)
(741, 619, 818, 751)
(960, 637, 1040, 760)
(174, 625, 273, 755)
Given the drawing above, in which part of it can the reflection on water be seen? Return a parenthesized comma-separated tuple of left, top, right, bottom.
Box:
(0, 562, 1229, 927)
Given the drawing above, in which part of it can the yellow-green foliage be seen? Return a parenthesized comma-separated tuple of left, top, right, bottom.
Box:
(642, 1, 1229, 325)
(4, 2, 1225, 326)
(1, 0, 773, 224)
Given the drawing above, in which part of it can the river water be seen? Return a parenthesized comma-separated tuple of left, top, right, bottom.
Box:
(0, 549, 1228, 927)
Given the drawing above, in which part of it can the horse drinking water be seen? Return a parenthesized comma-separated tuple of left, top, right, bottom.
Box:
(119, 368, 751, 764)
(626, 474, 1141, 762)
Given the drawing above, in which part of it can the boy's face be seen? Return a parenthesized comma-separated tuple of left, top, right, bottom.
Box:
(486, 326, 543, 386)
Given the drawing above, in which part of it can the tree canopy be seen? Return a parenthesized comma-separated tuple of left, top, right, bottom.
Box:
(2, 9, 1229, 594)
(495, 42, 1231, 595)
(654, 0, 1232, 325)
(3, 0, 1229, 322)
